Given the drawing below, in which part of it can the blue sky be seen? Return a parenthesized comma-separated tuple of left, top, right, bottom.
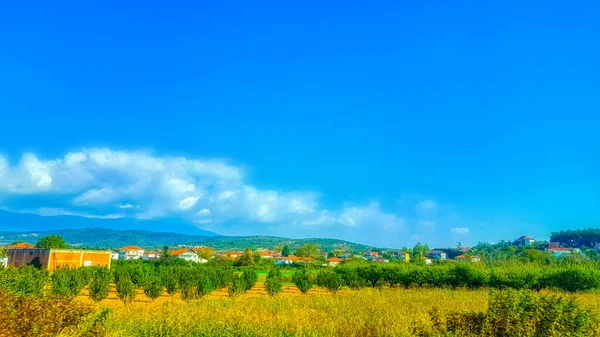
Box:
(0, 1, 598, 247)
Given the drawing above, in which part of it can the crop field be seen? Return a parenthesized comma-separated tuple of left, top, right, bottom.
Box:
(74, 285, 600, 337)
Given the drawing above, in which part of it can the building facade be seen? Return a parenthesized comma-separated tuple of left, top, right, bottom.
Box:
(7, 248, 112, 271)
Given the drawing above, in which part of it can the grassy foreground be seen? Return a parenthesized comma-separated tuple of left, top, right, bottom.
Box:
(71, 286, 600, 337)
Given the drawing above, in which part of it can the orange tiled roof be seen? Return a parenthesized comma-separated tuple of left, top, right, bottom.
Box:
(120, 246, 143, 250)
(7, 242, 36, 249)
(326, 257, 342, 262)
(172, 248, 196, 256)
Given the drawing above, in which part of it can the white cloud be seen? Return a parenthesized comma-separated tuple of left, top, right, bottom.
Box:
(450, 227, 470, 235)
(0, 148, 410, 242)
(416, 199, 438, 214)
(117, 203, 137, 209)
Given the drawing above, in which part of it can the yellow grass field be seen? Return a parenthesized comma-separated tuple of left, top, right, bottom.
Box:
(71, 284, 600, 337)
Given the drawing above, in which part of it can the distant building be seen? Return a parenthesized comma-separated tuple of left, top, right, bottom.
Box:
(392, 251, 410, 262)
(426, 250, 447, 260)
(455, 254, 481, 262)
(118, 246, 144, 260)
(424, 257, 433, 265)
(324, 257, 342, 267)
(548, 247, 581, 258)
(7, 248, 112, 271)
(0, 257, 7, 268)
(274, 255, 313, 265)
(544, 242, 560, 249)
(458, 247, 471, 253)
(223, 251, 245, 259)
(515, 236, 535, 246)
(142, 251, 162, 261)
(258, 250, 280, 259)
(172, 248, 205, 263)
(110, 252, 119, 260)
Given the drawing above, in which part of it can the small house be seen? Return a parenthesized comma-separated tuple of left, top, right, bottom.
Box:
(172, 248, 206, 263)
(548, 247, 581, 258)
(118, 246, 144, 260)
(142, 251, 162, 261)
(392, 251, 410, 262)
(515, 236, 535, 246)
(455, 254, 481, 262)
(325, 257, 342, 267)
(426, 250, 447, 260)
(7, 242, 36, 249)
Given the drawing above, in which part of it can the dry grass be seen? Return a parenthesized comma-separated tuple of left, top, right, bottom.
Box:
(69, 285, 600, 337)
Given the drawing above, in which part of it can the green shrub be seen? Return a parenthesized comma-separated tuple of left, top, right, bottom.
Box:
(89, 267, 111, 302)
(228, 275, 246, 297)
(292, 268, 312, 294)
(144, 276, 164, 301)
(116, 274, 136, 305)
(317, 269, 343, 293)
(242, 268, 258, 291)
(265, 267, 283, 296)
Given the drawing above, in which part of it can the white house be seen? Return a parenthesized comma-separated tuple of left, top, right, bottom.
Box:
(118, 246, 144, 260)
(515, 236, 535, 246)
(110, 252, 119, 260)
(172, 248, 207, 263)
(0, 257, 7, 268)
(142, 251, 162, 261)
(426, 250, 447, 260)
(324, 257, 342, 267)
(548, 247, 581, 258)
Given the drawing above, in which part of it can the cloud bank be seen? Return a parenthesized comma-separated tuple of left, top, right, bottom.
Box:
(0, 148, 413, 244)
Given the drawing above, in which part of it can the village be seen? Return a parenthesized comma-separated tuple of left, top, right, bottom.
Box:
(0, 234, 587, 271)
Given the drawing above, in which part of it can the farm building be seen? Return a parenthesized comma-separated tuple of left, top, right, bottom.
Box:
(515, 236, 535, 246)
(426, 250, 447, 260)
(7, 248, 112, 271)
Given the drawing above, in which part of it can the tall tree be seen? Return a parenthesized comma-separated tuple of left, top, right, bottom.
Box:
(295, 243, 319, 258)
(36, 235, 69, 249)
(237, 247, 255, 266)
(281, 245, 291, 257)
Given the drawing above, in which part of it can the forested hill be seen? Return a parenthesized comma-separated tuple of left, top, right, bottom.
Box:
(0, 227, 379, 253)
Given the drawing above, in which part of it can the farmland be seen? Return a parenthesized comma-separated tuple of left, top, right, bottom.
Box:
(4, 260, 600, 336)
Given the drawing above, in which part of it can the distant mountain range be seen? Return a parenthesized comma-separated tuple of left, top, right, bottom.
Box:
(0, 209, 217, 236)
(0, 210, 379, 252)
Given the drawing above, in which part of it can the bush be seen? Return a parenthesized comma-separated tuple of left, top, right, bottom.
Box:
(265, 267, 283, 296)
(0, 289, 102, 337)
(242, 268, 258, 291)
(317, 269, 343, 293)
(228, 275, 246, 297)
(89, 267, 111, 302)
(423, 290, 597, 337)
(292, 268, 312, 294)
(196, 271, 215, 297)
(116, 274, 136, 305)
(144, 276, 164, 301)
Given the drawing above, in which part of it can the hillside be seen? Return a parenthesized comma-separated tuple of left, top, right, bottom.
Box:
(0, 228, 380, 253)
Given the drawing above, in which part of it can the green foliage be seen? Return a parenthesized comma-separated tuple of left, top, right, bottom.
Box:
(242, 268, 258, 291)
(295, 243, 320, 258)
(115, 274, 136, 305)
(89, 267, 111, 302)
(51, 267, 89, 297)
(35, 234, 69, 249)
(551, 228, 600, 248)
(265, 267, 283, 296)
(281, 245, 291, 257)
(236, 247, 255, 267)
(423, 290, 597, 337)
(228, 274, 247, 297)
(292, 268, 312, 294)
(317, 269, 343, 293)
(196, 271, 215, 297)
(144, 276, 164, 301)
(0, 265, 48, 295)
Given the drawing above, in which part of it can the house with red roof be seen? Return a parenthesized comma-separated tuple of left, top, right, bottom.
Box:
(171, 248, 206, 263)
(325, 257, 342, 267)
(118, 245, 144, 260)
